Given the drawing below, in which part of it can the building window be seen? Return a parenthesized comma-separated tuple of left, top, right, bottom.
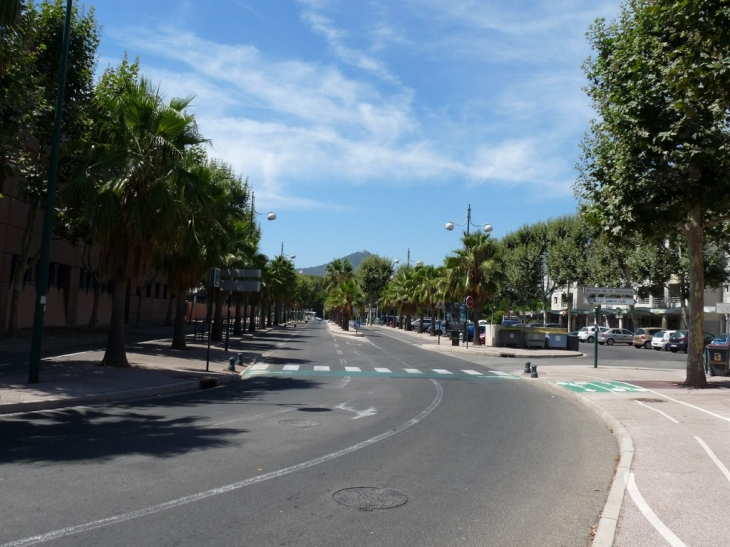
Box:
(554, 296, 558, 305)
(155, 283, 160, 299)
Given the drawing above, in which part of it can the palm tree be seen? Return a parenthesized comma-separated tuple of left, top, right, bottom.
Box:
(324, 258, 354, 328)
(415, 265, 444, 336)
(67, 77, 208, 366)
(325, 279, 364, 331)
(444, 232, 503, 345)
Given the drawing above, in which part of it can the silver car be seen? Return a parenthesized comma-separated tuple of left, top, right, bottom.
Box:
(598, 328, 634, 346)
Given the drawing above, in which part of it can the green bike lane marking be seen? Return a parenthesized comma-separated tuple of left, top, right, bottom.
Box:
(557, 380, 648, 393)
(243, 369, 522, 381)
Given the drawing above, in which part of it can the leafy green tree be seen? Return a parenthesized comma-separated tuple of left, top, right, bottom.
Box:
(324, 258, 354, 328)
(577, 1, 730, 386)
(356, 254, 393, 325)
(325, 278, 364, 331)
(2, 1, 99, 336)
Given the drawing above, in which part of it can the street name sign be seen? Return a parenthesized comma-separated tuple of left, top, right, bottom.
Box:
(582, 287, 635, 296)
(586, 297, 636, 306)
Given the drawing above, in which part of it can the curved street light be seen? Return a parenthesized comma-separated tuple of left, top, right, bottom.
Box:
(250, 191, 276, 235)
(445, 204, 492, 235)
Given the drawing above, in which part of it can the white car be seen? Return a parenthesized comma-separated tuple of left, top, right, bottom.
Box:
(651, 330, 676, 351)
(578, 326, 608, 343)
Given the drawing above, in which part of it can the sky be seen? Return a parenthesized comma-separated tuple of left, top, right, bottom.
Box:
(90, 0, 621, 270)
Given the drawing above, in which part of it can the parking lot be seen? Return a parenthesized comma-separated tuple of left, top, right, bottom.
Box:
(573, 340, 692, 369)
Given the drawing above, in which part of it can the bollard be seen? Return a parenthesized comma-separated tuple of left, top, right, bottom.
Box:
(524, 361, 531, 374)
(236, 353, 244, 365)
(530, 364, 538, 378)
(228, 357, 236, 371)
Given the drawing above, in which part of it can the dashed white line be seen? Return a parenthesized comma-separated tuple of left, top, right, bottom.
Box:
(462, 370, 483, 376)
(314, 366, 330, 371)
(404, 369, 422, 374)
(374, 368, 391, 373)
(336, 350, 343, 355)
(344, 367, 361, 372)
(282, 365, 299, 371)
(696, 436, 730, 485)
(432, 369, 453, 375)
(636, 401, 679, 423)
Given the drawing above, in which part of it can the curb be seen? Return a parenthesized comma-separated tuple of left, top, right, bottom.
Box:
(423, 344, 583, 359)
(522, 375, 632, 547)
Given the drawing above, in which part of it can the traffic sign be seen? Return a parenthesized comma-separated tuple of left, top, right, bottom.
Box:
(582, 287, 635, 296)
(435, 300, 445, 311)
(586, 297, 636, 306)
(465, 296, 473, 308)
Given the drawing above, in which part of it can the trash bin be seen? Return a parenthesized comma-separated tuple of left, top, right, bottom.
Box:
(546, 333, 567, 349)
(451, 330, 460, 347)
(524, 330, 547, 349)
(706, 346, 729, 376)
(567, 335, 580, 352)
(499, 329, 524, 348)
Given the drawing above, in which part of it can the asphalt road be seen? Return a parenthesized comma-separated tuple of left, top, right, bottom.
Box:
(0, 323, 617, 547)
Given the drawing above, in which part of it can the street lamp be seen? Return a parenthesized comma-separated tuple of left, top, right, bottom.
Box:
(280, 242, 295, 261)
(250, 191, 276, 235)
(445, 204, 492, 235)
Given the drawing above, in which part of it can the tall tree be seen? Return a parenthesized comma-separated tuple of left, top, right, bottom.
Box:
(356, 254, 393, 325)
(577, 0, 730, 387)
(67, 76, 208, 366)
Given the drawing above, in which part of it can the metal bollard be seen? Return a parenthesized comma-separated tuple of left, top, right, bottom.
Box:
(228, 357, 236, 371)
(236, 353, 244, 365)
(530, 364, 538, 378)
(524, 361, 531, 374)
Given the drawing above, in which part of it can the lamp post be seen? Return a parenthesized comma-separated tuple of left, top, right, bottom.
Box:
(445, 204, 492, 235)
(445, 205, 493, 346)
(28, 0, 73, 384)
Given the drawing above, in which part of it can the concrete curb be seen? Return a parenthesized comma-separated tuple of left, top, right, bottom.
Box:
(422, 344, 583, 359)
(523, 375, 633, 547)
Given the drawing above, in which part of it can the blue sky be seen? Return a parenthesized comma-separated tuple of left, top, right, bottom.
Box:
(91, 0, 620, 270)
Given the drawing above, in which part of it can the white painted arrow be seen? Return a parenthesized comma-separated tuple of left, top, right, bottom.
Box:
(336, 402, 377, 420)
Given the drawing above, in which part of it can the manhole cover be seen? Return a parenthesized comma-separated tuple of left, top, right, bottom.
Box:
(15, 435, 69, 444)
(333, 487, 408, 511)
(633, 398, 666, 403)
(278, 419, 321, 427)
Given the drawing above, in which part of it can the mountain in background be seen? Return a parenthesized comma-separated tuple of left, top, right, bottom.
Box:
(299, 250, 373, 277)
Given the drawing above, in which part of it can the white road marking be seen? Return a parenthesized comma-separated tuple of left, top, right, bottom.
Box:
(432, 369, 453, 375)
(344, 367, 361, 372)
(314, 366, 330, 371)
(696, 436, 730, 485)
(43, 351, 88, 360)
(337, 377, 351, 388)
(336, 350, 343, 355)
(374, 368, 391, 373)
(334, 344, 340, 348)
(340, 359, 347, 366)
(282, 365, 299, 371)
(638, 389, 730, 423)
(0, 381, 444, 547)
(489, 371, 511, 376)
(250, 364, 269, 371)
(404, 368, 422, 374)
(627, 472, 687, 547)
(335, 402, 377, 419)
(462, 370, 483, 376)
(636, 401, 679, 423)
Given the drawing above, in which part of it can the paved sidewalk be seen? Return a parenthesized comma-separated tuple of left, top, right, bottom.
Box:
(3, 320, 730, 546)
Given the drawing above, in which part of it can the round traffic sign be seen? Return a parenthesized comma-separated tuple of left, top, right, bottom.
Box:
(465, 295, 473, 308)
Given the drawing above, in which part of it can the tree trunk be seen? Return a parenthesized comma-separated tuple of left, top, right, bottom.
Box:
(248, 304, 256, 332)
(101, 282, 129, 367)
(164, 293, 175, 326)
(171, 292, 187, 350)
(233, 296, 243, 336)
(684, 206, 707, 388)
(88, 279, 101, 330)
(473, 307, 482, 345)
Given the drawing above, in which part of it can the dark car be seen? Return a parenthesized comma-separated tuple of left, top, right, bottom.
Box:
(466, 324, 486, 341)
(668, 330, 715, 353)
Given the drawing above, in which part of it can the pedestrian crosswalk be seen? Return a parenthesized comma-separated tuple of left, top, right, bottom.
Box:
(244, 363, 517, 380)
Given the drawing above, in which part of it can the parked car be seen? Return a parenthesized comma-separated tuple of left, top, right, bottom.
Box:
(429, 320, 447, 336)
(501, 319, 521, 327)
(526, 323, 544, 328)
(633, 327, 663, 349)
(465, 324, 486, 341)
(544, 323, 563, 328)
(577, 326, 608, 343)
(651, 330, 676, 351)
(668, 330, 715, 353)
(598, 328, 634, 346)
(410, 318, 430, 331)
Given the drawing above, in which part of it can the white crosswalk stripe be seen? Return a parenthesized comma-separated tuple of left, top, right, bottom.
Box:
(314, 366, 330, 371)
(250, 364, 269, 371)
(404, 368, 422, 374)
(462, 370, 483, 375)
(283, 365, 299, 371)
(344, 367, 361, 372)
(490, 371, 511, 376)
(432, 369, 453, 375)
(374, 367, 391, 373)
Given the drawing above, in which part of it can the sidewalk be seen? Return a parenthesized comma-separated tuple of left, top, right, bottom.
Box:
(3, 321, 730, 546)
(0, 324, 275, 414)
